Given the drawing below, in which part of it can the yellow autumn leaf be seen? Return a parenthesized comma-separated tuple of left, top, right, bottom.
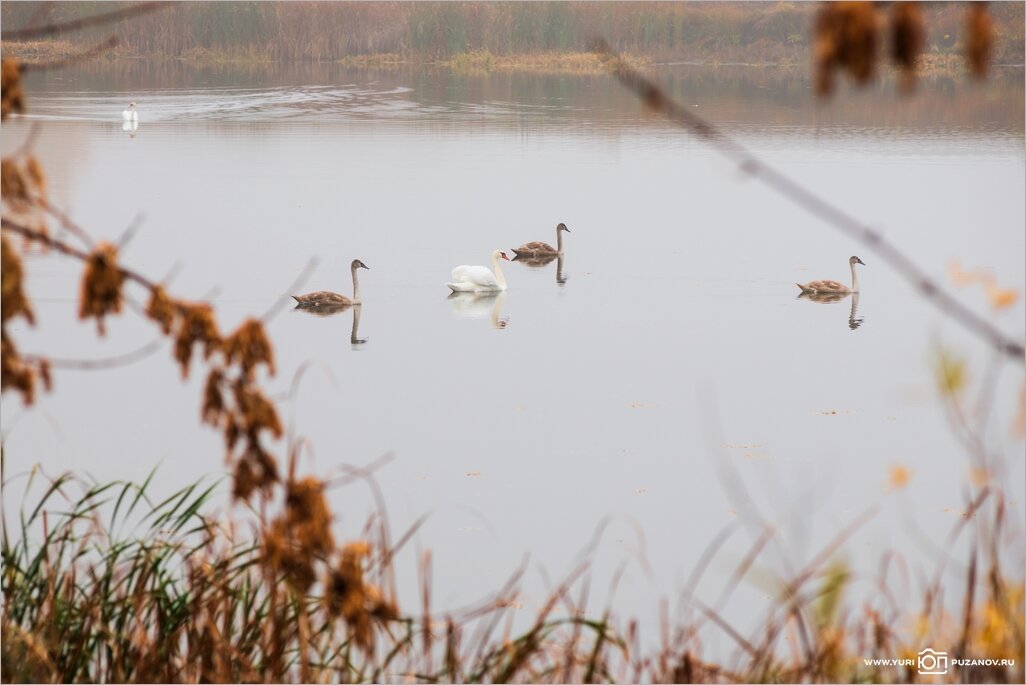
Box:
(948, 259, 977, 286)
(935, 349, 967, 396)
(969, 467, 991, 487)
(985, 282, 1019, 309)
(888, 465, 911, 489)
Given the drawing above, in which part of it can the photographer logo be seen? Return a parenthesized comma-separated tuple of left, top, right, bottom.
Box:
(918, 648, 949, 675)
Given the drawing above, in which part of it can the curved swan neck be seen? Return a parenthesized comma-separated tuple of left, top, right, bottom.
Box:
(850, 262, 859, 293)
(492, 252, 507, 289)
(556, 227, 564, 254)
(351, 264, 362, 304)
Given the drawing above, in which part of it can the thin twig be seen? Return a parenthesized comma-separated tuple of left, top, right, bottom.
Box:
(261, 258, 318, 323)
(23, 337, 165, 370)
(11, 121, 43, 157)
(37, 198, 96, 250)
(590, 39, 1024, 361)
(116, 213, 146, 251)
(692, 599, 758, 658)
(160, 261, 184, 287)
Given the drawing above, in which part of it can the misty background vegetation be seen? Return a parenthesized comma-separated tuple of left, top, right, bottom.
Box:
(3, 1, 1024, 65)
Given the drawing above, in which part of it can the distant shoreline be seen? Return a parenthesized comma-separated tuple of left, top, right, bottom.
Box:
(4, 41, 1019, 77)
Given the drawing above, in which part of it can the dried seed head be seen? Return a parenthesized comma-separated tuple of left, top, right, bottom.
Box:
(285, 477, 334, 556)
(1, 59, 24, 120)
(232, 380, 283, 440)
(262, 478, 333, 592)
(262, 528, 316, 592)
(1, 334, 36, 405)
(232, 443, 279, 501)
(325, 540, 386, 652)
(201, 368, 225, 426)
(78, 242, 124, 336)
(1, 158, 28, 207)
(814, 2, 880, 96)
(145, 286, 176, 335)
(814, 5, 840, 96)
(173, 303, 221, 378)
(966, 4, 994, 79)
(369, 586, 399, 622)
(232, 453, 257, 501)
(1, 156, 47, 214)
(223, 318, 275, 378)
(838, 2, 879, 85)
(2, 236, 35, 326)
(890, 2, 924, 94)
(224, 418, 241, 452)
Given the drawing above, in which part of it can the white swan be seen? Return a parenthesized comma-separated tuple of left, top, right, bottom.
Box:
(122, 102, 138, 122)
(447, 250, 510, 293)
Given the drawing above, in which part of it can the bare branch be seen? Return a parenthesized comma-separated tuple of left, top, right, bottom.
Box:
(2, 2, 174, 41)
(3, 217, 155, 292)
(24, 336, 165, 370)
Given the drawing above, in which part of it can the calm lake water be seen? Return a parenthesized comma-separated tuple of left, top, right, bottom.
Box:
(3, 61, 1024, 640)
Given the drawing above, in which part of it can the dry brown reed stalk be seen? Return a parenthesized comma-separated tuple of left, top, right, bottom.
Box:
(814, 2, 880, 96)
(1, 58, 25, 119)
(890, 2, 925, 94)
(966, 3, 995, 78)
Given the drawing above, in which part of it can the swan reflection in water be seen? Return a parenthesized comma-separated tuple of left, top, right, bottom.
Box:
(798, 291, 863, 330)
(292, 302, 367, 346)
(512, 253, 567, 285)
(447, 291, 508, 329)
(122, 119, 138, 138)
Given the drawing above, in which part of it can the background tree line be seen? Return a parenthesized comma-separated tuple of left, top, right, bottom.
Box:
(2, 1, 1024, 64)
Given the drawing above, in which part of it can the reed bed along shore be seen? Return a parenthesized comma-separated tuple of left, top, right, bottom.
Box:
(2, 458, 1023, 684)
